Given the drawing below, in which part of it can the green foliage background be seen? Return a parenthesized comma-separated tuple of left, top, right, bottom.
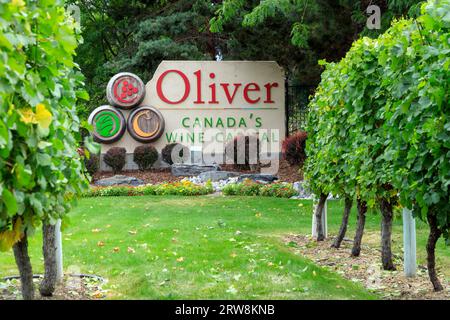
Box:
(70, 0, 423, 119)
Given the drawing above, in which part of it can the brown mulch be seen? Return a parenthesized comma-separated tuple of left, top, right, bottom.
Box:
(0, 275, 107, 300)
(93, 168, 183, 185)
(93, 160, 303, 185)
(284, 234, 450, 300)
(277, 160, 303, 182)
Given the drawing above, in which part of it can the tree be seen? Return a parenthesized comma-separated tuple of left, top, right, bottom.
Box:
(71, 0, 214, 118)
(305, 0, 449, 288)
(210, 0, 424, 78)
(0, 0, 92, 299)
(377, 0, 450, 289)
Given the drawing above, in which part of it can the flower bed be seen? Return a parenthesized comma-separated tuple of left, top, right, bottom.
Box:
(83, 179, 298, 199)
(83, 180, 214, 197)
(222, 180, 297, 198)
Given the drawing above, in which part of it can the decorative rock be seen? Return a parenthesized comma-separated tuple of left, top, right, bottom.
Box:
(198, 171, 240, 182)
(171, 164, 220, 176)
(291, 181, 313, 199)
(95, 175, 145, 187)
(237, 174, 278, 183)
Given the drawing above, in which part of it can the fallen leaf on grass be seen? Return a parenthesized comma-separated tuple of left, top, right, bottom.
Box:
(113, 247, 120, 253)
(226, 285, 238, 294)
(97, 241, 105, 247)
(127, 247, 135, 254)
(176, 257, 184, 262)
(91, 291, 105, 299)
(128, 230, 137, 235)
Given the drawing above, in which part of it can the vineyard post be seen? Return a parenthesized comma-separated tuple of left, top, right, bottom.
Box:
(402, 208, 417, 277)
(55, 219, 63, 281)
(312, 199, 327, 238)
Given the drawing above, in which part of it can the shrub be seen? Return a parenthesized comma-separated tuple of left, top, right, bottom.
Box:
(260, 183, 297, 198)
(103, 147, 126, 174)
(162, 143, 189, 165)
(133, 145, 158, 171)
(282, 131, 307, 165)
(222, 179, 262, 196)
(224, 135, 260, 170)
(84, 153, 100, 176)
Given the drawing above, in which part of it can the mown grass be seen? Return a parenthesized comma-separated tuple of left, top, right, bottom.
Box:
(0, 196, 448, 299)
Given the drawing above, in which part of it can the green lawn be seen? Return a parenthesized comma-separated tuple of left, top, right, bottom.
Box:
(0, 196, 448, 299)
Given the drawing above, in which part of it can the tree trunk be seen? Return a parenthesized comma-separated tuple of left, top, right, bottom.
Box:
(332, 197, 352, 248)
(39, 222, 58, 296)
(426, 213, 443, 291)
(351, 199, 367, 257)
(379, 197, 396, 270)
(314, 193, 328, 241)
(12, 233, 34, 300)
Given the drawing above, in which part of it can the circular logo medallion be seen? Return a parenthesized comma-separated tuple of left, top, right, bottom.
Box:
(106, 72, 145, 109)
(88, 106, 126, 143)
(127, 106, 165, 143)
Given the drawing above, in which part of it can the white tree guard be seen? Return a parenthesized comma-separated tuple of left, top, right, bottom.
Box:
(402, 208, 417, 277)
(55, 219, 63, 281)
(312, 200, 327, 238)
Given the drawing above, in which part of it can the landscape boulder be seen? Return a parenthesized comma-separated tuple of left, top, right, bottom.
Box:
(94, 175, 145, 187)
(198, 171, 240, 182)
(171, 164, 220, 176)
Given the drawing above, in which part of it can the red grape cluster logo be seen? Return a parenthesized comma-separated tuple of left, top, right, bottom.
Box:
(106, 72, 145, 109)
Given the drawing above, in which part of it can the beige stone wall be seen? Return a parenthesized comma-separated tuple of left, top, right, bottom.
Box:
(101, 61, 285, 163)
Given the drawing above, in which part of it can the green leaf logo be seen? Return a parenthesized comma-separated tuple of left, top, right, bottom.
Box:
(94, 111, 120, 138)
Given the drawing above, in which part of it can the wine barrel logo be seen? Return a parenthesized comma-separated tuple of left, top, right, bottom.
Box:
(106, 72, 145, 109)
(127, 106, 165, 143)
(88, 106, 126, 143)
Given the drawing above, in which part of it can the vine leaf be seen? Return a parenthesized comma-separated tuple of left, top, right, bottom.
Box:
(35, 103, 52, 129)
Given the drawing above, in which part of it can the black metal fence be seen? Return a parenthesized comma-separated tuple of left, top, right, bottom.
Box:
(285, 85, 315, 136)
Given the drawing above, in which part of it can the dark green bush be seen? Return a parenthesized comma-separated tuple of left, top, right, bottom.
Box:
(133, 145, 158, 171)
(103, 147, 126, 174)
(282, 131, 307, 165)
(225, 135, 260, 170)
(162, 143, 189, 165)
(84, 153, 100, 176)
